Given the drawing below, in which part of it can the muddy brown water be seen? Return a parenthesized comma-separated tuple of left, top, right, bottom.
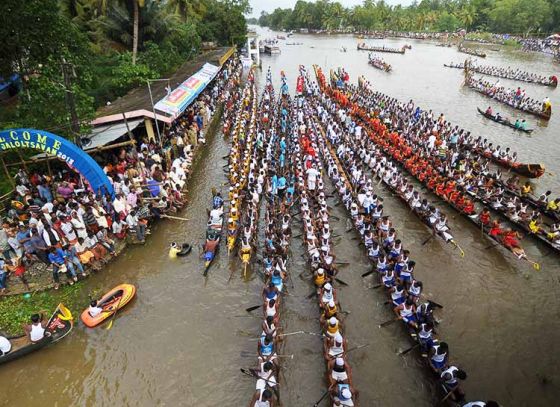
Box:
(2, 29, 560, 406)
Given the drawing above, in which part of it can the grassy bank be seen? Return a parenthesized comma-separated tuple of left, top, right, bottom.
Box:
(0, 284, 102, 337)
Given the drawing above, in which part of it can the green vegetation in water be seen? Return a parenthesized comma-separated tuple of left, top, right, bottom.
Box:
(0, 284, 101, 337)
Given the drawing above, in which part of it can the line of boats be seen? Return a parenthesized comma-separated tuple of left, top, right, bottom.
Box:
(306, 77, 474, 405)
(319, 68, 553, 268)
(296, 91, 359, 406)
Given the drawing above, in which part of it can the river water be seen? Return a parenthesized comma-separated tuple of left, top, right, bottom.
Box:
(2, 29, 560, 407)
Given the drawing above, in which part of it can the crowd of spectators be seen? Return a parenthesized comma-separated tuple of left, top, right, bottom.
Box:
(0, 55, 242, 294)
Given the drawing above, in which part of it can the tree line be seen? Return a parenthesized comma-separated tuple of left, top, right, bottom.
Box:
(0, 0, 249, 140)
(257, 0, 559, 35)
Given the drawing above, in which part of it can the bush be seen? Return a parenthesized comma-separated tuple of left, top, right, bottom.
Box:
(110, 53, 158, 95)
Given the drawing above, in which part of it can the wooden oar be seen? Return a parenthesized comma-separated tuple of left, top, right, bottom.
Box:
(240, 368, 280, 402)
(327, 343, 370, 359)
(437, 384, 459, 405)
(398, 343, 420, 356)
(240, 352, 294, 359)
(161, 214, 190, 221)
(245, 304, 262, 313)
(334, 277, 349, 286)
(361, 269, 375, 278)
(421, 233, 434, 246)
(428, 299, 444, 309)
(369, 284, 382, 289)
(312, 388, 330, 407)
(379, 318, 399, 328)
(105, 294, 124, 330)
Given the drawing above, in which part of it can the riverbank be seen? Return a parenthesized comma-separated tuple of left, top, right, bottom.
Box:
(0, 103, 225, 336)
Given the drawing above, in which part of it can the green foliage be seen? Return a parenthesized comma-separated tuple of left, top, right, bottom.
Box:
(0, 283, 94, 336)
(489, 0, 551, 34)
(0, 0, 244, 140)
(256, 0, 560, 34)
(110, 53, 158, 94)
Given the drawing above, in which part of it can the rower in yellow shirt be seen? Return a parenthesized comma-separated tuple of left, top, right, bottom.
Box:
(546, 198, 560, 212)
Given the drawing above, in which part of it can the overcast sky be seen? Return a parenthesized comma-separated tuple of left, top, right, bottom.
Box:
(248, 0, 415, 18)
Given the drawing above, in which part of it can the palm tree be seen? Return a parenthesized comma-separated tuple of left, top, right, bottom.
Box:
(457, 6, 477, 30)
(166, 0, 207, 22)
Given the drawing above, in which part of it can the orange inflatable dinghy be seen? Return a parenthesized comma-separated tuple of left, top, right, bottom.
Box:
(80, 284, 136, 328)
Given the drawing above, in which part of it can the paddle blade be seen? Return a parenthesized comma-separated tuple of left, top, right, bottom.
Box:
(533, 262, 541, 271)
(105, 320, 114, 330)
(245, 305, 261, 312)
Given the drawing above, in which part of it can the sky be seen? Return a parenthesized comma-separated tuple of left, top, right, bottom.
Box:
(248, 0, 414, 18)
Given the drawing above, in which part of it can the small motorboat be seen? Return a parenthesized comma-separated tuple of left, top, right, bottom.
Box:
(80, 284, 136, 328)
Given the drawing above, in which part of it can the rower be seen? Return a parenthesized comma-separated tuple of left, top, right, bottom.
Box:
(250, 388, 275, 407)
(24, 313, 47, 343)
(325, 316, 341, 338)
(429, 341, 449, 373)
(440, 366, 467, 402)
(328, 357, 352, 386)
(381, 268, 395, 288)
(324, 332, 346, 360)
(88, 300, 103, 318)
(398, 260, 415, 288)
(262, 282, 279, 303)
(418, 321, 435, 356)
(329, 382, 357, 407)
(322, 299, 339, 320)
(258, 334, 277, 362)
(314, 268, 328, 288)
(408, 280, 423, 303)
(389, 284, 406, 306)
(257, 360, 277, 387)
(394, 298, 418, 329)
(321, 282, 336, 305)
(262, 315, 278, 338)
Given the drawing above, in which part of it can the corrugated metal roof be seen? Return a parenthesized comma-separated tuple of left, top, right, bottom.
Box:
(29, 119, 143, 160)
(82, 119, 143, 150)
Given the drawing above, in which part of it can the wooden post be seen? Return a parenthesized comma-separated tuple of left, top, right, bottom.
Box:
(0, 156, 15, 188)
(16, 150, 28, 172)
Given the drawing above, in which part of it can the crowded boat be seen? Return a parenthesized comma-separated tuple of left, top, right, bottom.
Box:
(457, 44, 486, 58)
(367, 53, 392, 72)
(444, 61, 558, 87)
(465, 75, 552, 119)
(357, 43, 407, 54)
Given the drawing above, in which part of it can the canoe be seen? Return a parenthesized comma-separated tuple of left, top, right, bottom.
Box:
(80, 284, 136, 328)
(0, 304, 73, 365)
(357, 44, 405, 54)
(203, 196, 224, 276)
(477, 108, 534, 133)
(468, 85, 551, 120)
